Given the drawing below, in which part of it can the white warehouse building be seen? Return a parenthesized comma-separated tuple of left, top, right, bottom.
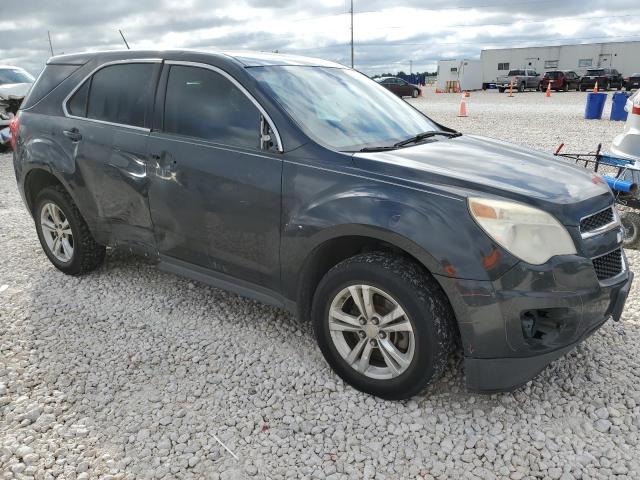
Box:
(436, 59, 483, 91)
(480, 40, 640, 86)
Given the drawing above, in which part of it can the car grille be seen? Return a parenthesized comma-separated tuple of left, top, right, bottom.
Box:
(592, 248, 623, 281)
(580, 207, 614, 234)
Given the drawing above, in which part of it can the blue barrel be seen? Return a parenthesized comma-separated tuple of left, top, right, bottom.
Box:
(610, 92, 631, 121)
(584, 93, 608, 120)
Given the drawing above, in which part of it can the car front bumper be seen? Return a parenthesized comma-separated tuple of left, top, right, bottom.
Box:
(437, 252, 633, 392)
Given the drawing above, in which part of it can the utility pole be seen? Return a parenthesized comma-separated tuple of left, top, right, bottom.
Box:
(350, 0, 354, 68)
(410, 60, 413, 75)
(119, 29, 130, 50)
(47, 31, 54, 56)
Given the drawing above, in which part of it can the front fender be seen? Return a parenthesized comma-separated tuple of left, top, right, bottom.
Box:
(281, 166, 519, 301)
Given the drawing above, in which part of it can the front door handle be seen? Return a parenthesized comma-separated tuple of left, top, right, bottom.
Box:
(63, 128, 82, 142)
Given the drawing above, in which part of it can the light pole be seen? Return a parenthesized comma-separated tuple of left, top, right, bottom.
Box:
(350, 0, 354, 68)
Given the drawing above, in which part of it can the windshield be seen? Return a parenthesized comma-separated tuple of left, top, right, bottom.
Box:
(0, 68, 35, 85)
(586, 69, 605, 76)
(247, 66, 437, 151)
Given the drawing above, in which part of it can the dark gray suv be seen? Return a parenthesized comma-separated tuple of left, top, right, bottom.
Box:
(12, 50, 633, 399)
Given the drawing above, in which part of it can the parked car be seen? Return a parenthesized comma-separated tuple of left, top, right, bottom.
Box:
(12, 50, 632, 399)
(375, 76, 420, 98)
(626, 73, 640, 91)
(0, 65, 34, 148)
(579, 68, 624, 91)
(496, 69, 541, 92)
(540, 70, 581, 92)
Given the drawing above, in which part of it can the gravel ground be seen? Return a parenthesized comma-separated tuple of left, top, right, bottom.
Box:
(1, 91, 640, 480)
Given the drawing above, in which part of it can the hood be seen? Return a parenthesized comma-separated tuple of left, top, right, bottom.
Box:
(353, 134, 613, 225)
(0, 82, 31, 99)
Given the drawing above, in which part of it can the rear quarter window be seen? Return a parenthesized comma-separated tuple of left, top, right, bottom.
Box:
(21, 64, 81, 110)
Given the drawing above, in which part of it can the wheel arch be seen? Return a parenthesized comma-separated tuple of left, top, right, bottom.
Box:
(22, 167, 100, 240)
(294, 226, 450, 323)
(23, 167, 68, 214)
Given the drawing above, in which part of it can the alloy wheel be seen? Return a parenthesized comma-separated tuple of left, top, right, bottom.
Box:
(40, 202, 74, 262)
(328, 284, 415, 379)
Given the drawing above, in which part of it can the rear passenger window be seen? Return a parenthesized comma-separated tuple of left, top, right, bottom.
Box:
(85, 63, 155, 127)
(163, 65, 260, 149)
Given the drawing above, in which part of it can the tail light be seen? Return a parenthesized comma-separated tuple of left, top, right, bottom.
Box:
(9, 115, 19, 150)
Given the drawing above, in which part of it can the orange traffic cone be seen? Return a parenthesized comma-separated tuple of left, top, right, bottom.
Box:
(464, 91, 470, 97)
(546, 81, 551, 97)
(458, 94, 468, 117)
(508, 80, 514, 97)
(593, 81, 599, 93)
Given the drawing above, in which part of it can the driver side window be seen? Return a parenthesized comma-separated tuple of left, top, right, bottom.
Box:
(163, 65, 261, 149)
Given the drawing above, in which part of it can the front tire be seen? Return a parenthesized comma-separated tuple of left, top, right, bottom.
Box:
(621, 212, 640, 249)
(518, 82, 525, 92)
(411, 89, 419, 98)
(311, 253, 455, 399)
(34, 186, 106, 275)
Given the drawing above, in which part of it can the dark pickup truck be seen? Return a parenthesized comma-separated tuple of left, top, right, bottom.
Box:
(580, 68, 625, 91)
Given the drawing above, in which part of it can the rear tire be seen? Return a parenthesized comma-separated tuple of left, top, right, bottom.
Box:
(563, 83, 569, 92)
(311, 253, 456, 400)
(498, 88, 505, 93)
(34, 186, 106, 275)
(621, 212, 640, 250)
(518, 82, 525, 92)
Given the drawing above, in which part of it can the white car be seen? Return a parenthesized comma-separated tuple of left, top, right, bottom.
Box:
(0, 65, 35, 128)
(611, 90, 640, 162)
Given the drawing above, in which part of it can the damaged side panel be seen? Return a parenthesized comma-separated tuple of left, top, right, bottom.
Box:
(67, 120, 157, 255)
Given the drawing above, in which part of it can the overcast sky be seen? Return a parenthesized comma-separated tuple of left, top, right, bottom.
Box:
(1, 0, 639, 76)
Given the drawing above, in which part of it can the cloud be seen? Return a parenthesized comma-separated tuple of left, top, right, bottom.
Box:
(1, 0, 639, 75)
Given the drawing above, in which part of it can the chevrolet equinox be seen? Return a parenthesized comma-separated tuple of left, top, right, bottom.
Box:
(12, 50, 633, 399)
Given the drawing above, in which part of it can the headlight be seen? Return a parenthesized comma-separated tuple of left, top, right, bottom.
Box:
(468, 197, 576, 265)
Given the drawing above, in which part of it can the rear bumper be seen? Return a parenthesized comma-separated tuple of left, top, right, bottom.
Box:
(581, 79, 612, 88)
(437, 253, 633, 392)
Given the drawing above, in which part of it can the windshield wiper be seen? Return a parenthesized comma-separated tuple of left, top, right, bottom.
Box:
(357, 131, 461, 152)
(393, 131, 461, 148)
(358, 145, 398, 152)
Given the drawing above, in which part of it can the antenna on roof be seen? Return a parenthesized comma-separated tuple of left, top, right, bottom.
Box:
(119, 29, 130, 50)
(47, 31, 54, 56)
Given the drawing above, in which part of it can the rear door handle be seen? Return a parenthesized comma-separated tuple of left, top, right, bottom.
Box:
(63, 128, 82, 142)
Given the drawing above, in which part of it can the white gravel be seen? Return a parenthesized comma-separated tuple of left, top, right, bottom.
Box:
(1, 90, 640, 479)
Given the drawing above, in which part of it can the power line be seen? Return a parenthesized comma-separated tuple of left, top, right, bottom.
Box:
(380, 13, 638, 30)
(288, 0, 568, 23)
(355, 33, 640, 47)
(287, 33, 640, 52)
